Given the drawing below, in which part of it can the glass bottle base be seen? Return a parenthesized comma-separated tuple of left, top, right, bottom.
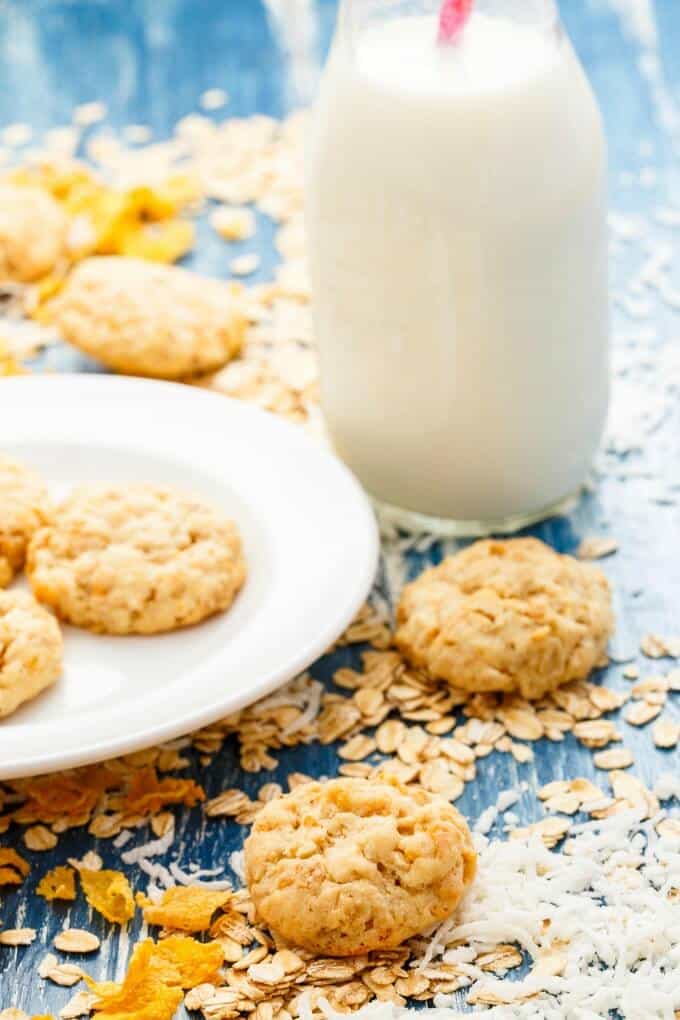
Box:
(373, 488, 583, 539)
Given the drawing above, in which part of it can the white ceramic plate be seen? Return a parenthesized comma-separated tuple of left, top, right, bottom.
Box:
(0, 375, 379, 779)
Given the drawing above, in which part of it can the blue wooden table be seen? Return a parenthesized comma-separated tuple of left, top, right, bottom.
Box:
(1, 0, 679, 1014)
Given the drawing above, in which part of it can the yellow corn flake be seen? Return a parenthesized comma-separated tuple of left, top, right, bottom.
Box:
(150, 935, 224, 988)
(9, 162, 94, 203)
(117, 219, 194, 263)
(80, 868, 135, 924)
(37, 865, 77, 902)
(87, 941, 183, 1020)
(13, 766, 118, 826)
(31, 273, 67, 308)
(89, 978, 182, 1020)
(136, 885, 230, 933)
(9, 162, 198, 275)
(0, 340, 25, 376)
(126, 175, 202, 219)
(0, 848, 30, 885)
(117, 767, 204, 818)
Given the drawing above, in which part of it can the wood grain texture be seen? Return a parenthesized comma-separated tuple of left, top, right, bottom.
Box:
(0, 0, 679, 1013)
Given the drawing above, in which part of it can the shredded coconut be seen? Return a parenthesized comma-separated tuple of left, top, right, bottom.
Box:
(230, 849, 246, 884)
(119, 825, 175, 865)
(388, 806, 680, 1017)
(168, 861, 231, 889)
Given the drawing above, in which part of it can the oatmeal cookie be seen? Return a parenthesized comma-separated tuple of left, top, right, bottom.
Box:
(244, 776, 476, 956)
(48, 256, 245, 379)
(396, 538, 614, 700)
(0, 590, 63, 718)
(0, 185, 68, 282)
(0, 456, 51, 588)
(26, 484, 246, 635)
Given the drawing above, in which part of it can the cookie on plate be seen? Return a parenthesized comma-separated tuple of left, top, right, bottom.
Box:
(0, 590, 63, 718)
(0, 185, 68, 282)
(396, 538, 614, 700)
(244, 776, 476, 956)
(49, 256, 246, 379)
(27, 484, 246, 635)
(0, 455, 51, 588)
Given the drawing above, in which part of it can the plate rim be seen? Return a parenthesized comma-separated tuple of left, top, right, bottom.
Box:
(0, 374, 380, 778)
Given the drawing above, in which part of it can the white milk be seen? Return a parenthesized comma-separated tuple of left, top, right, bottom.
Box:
(307, 9, 609, 529)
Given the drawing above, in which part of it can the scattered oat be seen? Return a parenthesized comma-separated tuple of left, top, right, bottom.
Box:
(23, 824, 58, 851)
(641, 633, 680, 658)
(510, 815, 571, 848)
(211, 205, 255, 241)
(73, 101, 107, 126)
(652, 718, 680, 748)
(68, 851, 103, 872)
(593, 747, 634, 770)
(0, 928, 36, 946)
(230, 253, 260, 276)
(577, 536, 619, 559)
(573, 719, 621, 747)
(54, 929, 101, 954)
(122, 123, 152, 144)
(2, 123, 32, 147)
(625, 700, 662, 726)
(609, 771, 659, 816)
(59, 990, 98, 1018)
(200, 89, 229, 111)
(39, 952, 83, 987)
(338, 734, 377, 761)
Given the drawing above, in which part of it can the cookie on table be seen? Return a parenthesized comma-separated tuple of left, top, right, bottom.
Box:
(396, 537, 614, 700)
(0, 455, 51, 588)
(48, 256, 246, 379)
(244, 776, 477, 956)
(0, 590, 63, 719)
(0, 184, 68, 282)
(26, 484, 246, 635)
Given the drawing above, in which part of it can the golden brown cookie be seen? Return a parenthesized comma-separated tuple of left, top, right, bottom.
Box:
(0, 590, 63, 719)
(0, 455, 51, 588)
(49, 256, 245, 379)
(396, 538, 614, 700)
(27, 484, 246, 635)
(0, 184, 68, 282)
(244, 776, 476, 956)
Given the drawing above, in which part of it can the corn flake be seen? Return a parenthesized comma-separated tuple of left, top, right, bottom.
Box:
(9, 162, 198, 277)
(149, 935, 224, 987)
(0, 848, 30, 885)
(80, 868, 135, 924)
(117, 219, 194, 263)
(87, 941, 184, 1020)
(118, 767, 204, 817)
(12, 766, 117, 827)
(0, 339, 25, 376)
(89, 977, 181, 1020)
(37, 865, 77, 902)
(136, 885, 230, 933)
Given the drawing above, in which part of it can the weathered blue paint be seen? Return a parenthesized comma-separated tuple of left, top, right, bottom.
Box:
(0, 0, 679, 1013)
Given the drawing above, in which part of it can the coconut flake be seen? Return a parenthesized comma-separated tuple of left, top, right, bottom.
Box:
(120, 825, 175, 865)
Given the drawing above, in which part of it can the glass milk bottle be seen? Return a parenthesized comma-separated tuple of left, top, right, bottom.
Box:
(307, 0, 609, 535)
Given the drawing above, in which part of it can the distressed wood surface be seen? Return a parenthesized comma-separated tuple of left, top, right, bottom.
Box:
(1, 0, 679, 1014)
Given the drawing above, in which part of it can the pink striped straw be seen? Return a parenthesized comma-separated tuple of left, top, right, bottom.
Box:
(437, 0, 474, 44)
